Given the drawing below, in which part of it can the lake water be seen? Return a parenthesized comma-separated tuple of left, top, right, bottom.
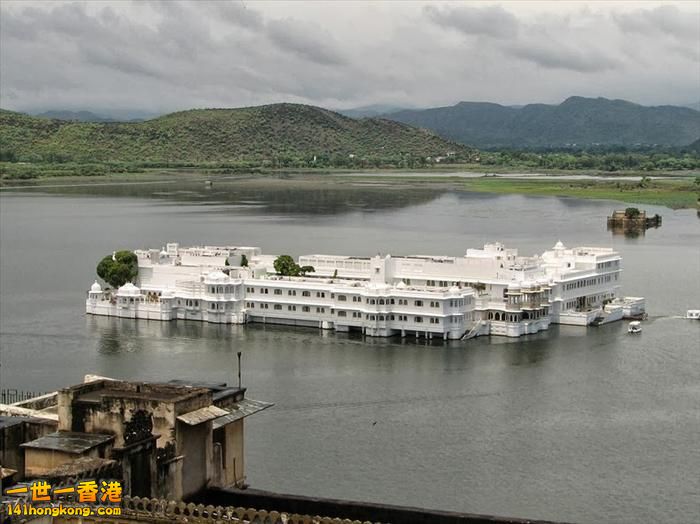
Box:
(1, 177, 699, 524)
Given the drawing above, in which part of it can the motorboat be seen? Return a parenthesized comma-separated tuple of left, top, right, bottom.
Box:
(627, 321, 642, 334)
(686, 310, 700, 320)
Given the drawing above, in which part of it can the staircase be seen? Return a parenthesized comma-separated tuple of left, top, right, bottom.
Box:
(461, 321, 485, 340)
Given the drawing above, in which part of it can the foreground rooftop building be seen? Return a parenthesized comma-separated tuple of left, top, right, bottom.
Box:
(0, 376, 271, 499)
(86, 242, 644, 339)
(1, 377, 570, 524)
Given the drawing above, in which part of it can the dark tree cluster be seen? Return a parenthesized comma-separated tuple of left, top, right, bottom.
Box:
(273, 255, 314, 277)
(97, 250, 139, 288)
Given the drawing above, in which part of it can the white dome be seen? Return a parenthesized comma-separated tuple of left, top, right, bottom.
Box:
(117, 282, 141, 296)
(204, 271, 230, 283)
(90, 281, 102, 293)
(395, 281, 407, 289)
(554, 241, 565, 250)
(159, 249, 168, 257)
(448, 285, 461, 295)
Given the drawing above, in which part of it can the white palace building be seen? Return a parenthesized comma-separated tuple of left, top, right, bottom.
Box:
(86, 242, 645, 340)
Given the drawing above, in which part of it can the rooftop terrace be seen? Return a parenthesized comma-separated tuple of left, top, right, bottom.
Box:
(71, 381, 211, 404)
(21, 431, 114, 454)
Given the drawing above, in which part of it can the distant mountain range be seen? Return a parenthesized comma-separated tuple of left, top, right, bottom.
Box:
(1, 104, 473, 163)
(336, 104, 410, 119)
(383, 97, 700, 148)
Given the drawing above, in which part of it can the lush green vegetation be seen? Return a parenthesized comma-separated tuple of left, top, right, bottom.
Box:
(387, 96, 700, 148)
(0, 161, 147, 179)
(273, 255, 314, 277)
(2, 102, 698, 190)
(96, 250, 138, 288)
(479, 149, 700, 172)
(0, 104, 474, 177)
(461, 177, 698, 209)
(327, 173, 697, 208)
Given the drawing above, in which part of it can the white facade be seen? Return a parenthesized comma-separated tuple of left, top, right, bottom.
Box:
(86, 241, 644, 339)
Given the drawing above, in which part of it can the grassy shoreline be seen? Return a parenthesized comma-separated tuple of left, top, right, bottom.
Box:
(330, 174, 699, 209)
(462, 177, 698, 209)
(2, 160, 699, 180)
(1, 168, 698, 209)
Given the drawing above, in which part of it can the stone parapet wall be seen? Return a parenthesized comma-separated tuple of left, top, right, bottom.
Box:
(12, 496, 381, 524)
(122, 497, 380, 523)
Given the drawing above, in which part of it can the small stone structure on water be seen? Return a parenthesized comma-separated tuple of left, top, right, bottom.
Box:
(607, 208, 661, 236)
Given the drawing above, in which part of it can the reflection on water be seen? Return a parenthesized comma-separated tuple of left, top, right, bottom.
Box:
(1, 178, 699, 524)
(12, 176, 444, 215)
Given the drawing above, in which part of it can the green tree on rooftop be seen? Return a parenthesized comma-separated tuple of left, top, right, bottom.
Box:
(97, 250, 138, 288)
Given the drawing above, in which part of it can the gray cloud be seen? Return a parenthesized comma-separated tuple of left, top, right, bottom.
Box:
(0, 1, 698, 115)
(504, 40, 621, 73)
(613, 5, 700, 40)
(424, 4, 519, 39)
(202, 0, 264, 29)
(266, 18, 346, 66)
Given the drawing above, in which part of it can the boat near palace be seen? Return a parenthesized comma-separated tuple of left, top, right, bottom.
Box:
(627, 321, 642, 334)
(86, 241, 645, 340)
(687, 310, 700, 320)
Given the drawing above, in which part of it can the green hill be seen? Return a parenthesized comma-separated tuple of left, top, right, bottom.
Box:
(0, 104, 475, 165)
(385, 97, 700, 148)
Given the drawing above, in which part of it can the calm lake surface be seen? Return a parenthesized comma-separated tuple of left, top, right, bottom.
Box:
(1, 176, 699, 524)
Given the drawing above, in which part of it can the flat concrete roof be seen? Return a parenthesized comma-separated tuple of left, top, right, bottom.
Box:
(0, 415, 26, 430)
(168, 379, 245, 402)
(74, 382, 209, 404)
(0, 415, 55, 429)
(44, 457, 116, 477)
(21, 431, 114, 454)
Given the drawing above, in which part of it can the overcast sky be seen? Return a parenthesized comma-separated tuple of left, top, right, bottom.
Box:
(1, 1, 698, 115)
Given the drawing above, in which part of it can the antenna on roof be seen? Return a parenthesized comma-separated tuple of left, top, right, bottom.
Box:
(237, 351, 242, 389)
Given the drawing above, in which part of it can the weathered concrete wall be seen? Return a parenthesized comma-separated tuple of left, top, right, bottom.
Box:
(0, 421, 25, 477)
(57, 381, 107, 432)
(0, 419, 56, 480)
(73, 397, 176, 449)
(224, 420, 244, 486)
(212, 420, 245, 487)
(114, 436, 157, 499)
(24, 449, 76, 477)
(201, 487, 574, 524)
(59, 380, 213, 450)
(177, 421, 211, 499)
(156, 455, 184, 501)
